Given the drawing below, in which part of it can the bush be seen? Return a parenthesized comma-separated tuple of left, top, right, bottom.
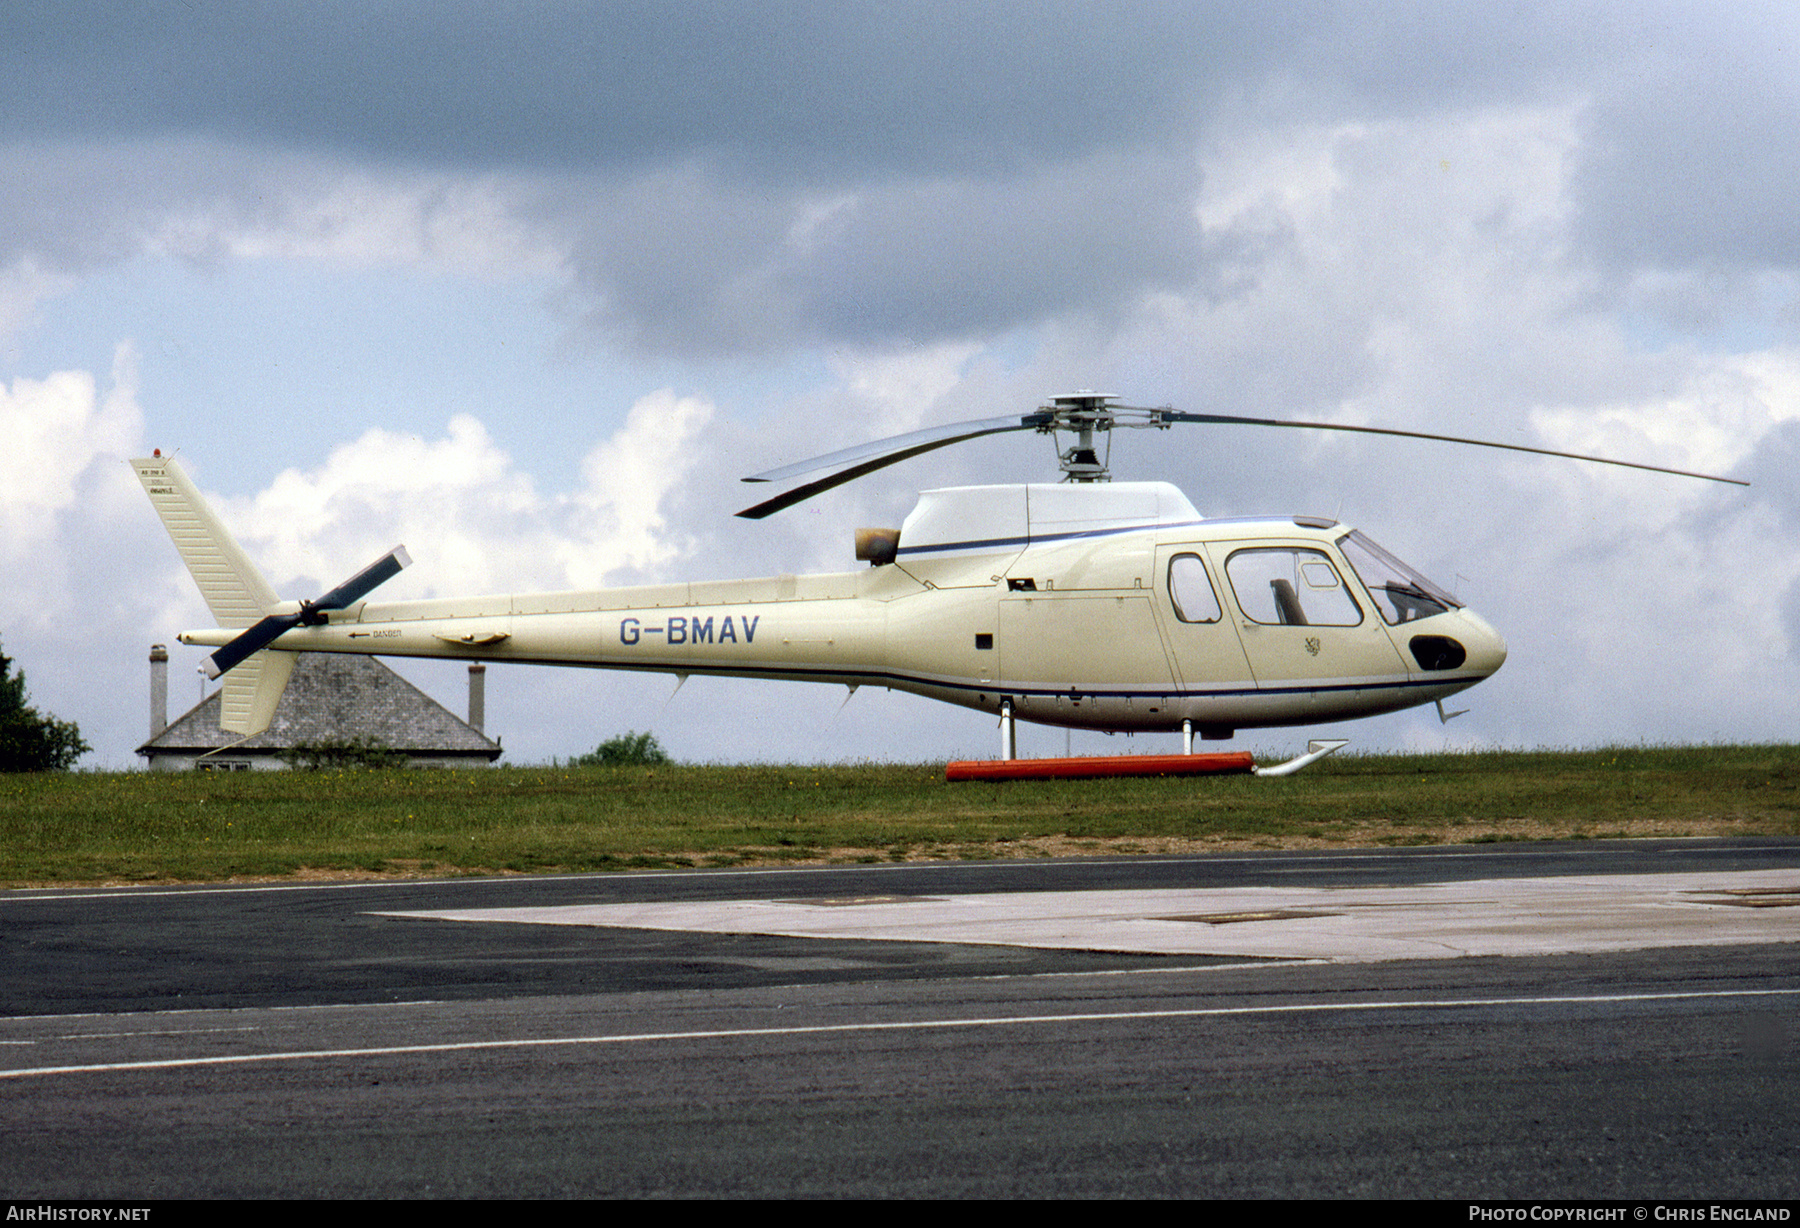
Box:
(573, 731, 672, 767)
(0, 641, 90, 772)
(281, 736, 408, 771)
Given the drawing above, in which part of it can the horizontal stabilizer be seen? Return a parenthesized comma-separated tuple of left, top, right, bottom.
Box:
(218, 650, 297, 737)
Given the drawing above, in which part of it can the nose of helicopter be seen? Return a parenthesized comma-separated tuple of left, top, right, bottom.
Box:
(1455, 608, 1508, 678)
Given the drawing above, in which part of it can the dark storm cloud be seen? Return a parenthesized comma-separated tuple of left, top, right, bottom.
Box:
(0, 140, 288, 270)
(0, 0, 1305, 178)
(0, 1, 1316, 359)
(797, 155, 1211, 341)
(562, 150, 1215, 352)
(11, 3, 1792, 231)
(7, 1, 1657, 178)
(7, 1, 1797, 358)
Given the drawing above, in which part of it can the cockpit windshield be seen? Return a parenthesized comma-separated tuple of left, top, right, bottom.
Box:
(1338, 530, 1461, 625)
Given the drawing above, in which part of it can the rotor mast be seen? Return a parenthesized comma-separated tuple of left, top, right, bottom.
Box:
(1039, 392, 1172, 483)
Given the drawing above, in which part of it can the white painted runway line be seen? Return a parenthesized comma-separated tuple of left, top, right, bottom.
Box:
(380, 870, 1800, 962)
(9, 988, 1800, 1081)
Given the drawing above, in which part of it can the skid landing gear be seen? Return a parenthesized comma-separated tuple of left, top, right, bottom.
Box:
(946, 738, 1349, 782)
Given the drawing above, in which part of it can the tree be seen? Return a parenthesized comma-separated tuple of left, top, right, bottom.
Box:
(0, 641, 90, 772)
(572, 731, 672, 767)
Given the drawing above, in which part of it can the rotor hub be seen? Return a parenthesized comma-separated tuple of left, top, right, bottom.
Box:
(1042, 392, 1120, 482)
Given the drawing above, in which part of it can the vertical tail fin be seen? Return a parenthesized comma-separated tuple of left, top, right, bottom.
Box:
(132, 454, 279, 629)
(133, 454, 293, 736)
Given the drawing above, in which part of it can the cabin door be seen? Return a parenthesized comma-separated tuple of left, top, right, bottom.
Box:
(1201, 542, 1409, 688)
(1152, 546, 1257, 694)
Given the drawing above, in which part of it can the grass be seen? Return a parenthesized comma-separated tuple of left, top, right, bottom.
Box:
(3, 744, 1798, 887)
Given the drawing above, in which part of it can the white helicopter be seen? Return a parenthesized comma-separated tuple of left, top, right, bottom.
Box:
(133, 393, 1742, 767)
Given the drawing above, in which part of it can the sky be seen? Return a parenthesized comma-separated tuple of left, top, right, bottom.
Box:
(2, 0, 1797, 768)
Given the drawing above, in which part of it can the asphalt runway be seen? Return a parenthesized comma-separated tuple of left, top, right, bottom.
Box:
(3, 839, 1797, 1198)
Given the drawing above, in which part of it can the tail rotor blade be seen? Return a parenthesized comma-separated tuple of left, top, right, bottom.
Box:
(203, 546, 411, 680)
(314, 545, 413, 612)
(204, 612, 300, 679)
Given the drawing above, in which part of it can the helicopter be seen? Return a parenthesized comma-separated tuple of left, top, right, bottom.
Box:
(132, 393, 1743, 763)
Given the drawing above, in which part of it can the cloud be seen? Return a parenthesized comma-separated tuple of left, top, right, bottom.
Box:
(561, 149, 1211, 355)
(558, 389, 715, 588)
(0, 357, 132, 509)
(1569, 2, 1800, 274)
(0, 350, 155, 768)
(214, 391, 714, 599)
(1532, 350, 1800, 499)
(0, 344, 142, 580)
(6, 6, 1796, 367)
(0, 138, 557, 276)
(222, 414, 537, 597)
(0, 3, 1267, 175)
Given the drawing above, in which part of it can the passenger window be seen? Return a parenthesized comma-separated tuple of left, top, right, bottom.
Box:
(1168, 554, 1221, 623)
(1226, 549, 1363, 626)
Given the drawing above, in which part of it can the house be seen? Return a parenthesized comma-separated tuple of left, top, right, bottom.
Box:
(138, 648, 502, 770)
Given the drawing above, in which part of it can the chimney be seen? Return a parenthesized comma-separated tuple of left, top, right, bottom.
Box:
(467, 662, 486, 734)
(149, 644, 169, 738)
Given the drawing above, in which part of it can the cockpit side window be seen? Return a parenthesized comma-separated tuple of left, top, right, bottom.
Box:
(1225, 548, 1363, 626)
(1168, 553, 1222, 623)
(1338, 530, 1460, 626)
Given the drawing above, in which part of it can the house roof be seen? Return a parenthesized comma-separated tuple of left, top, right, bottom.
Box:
(139, 654, 501, 759)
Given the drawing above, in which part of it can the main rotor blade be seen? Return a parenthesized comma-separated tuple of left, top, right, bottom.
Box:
(313, 545, 413, 611)
(204, 612, 299, 679)
(737, 414, 1049, 518)
(1156, 411, 1749, 486)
